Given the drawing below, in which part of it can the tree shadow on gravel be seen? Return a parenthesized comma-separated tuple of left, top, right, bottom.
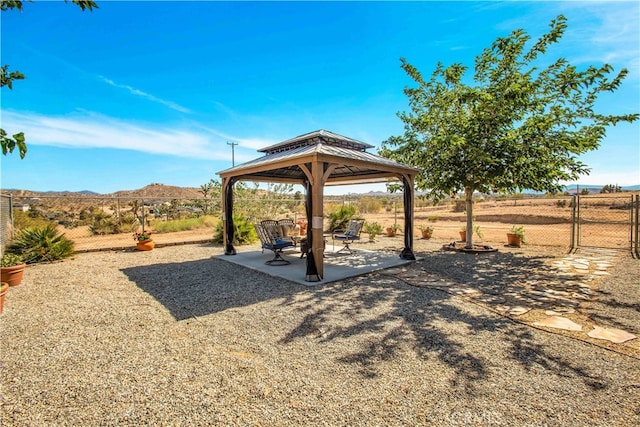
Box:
(279, 250, 617, 394)
(123, 250, 619, 394)
(121, 257, 306, 321)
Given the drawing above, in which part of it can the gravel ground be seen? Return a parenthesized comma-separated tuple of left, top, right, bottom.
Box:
(1, 242, 639, 426)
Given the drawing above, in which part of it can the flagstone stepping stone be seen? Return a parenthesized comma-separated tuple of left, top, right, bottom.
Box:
(533, 316, 582, 331)
(473, 294, 506, 304)
(593, 271, 610, 276)
(507, 306, 530, 316)
(550, 306, 576, 314)
(587, 326, 637, 344)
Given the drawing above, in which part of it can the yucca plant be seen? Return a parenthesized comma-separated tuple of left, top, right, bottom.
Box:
(6, 224, 75, 264)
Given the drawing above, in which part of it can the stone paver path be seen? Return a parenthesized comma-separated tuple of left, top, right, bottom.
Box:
(385, 248, 639, 358)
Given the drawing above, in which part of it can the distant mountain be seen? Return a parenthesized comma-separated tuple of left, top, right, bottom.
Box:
(1, 183, 202, 199)
(109, 183, 202, 198)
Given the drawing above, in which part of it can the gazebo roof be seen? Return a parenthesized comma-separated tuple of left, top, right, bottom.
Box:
(218, 129, 418, 186)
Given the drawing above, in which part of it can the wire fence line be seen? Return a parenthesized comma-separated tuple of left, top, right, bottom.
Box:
(0, 192, 637, 254)
(0, 194, 14, 256)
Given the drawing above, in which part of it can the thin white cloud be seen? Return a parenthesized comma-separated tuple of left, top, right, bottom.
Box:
(99, 76, 192, 113)
(1, 110, 255, 161)
(190, 124, 277, 151)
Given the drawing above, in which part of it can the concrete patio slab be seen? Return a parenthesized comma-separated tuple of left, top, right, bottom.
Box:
(215, 248, 417, 286)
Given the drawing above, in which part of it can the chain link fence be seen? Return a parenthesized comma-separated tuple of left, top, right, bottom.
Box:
(2, 192, 638, 254)
(1, 193, 14, 256)
(571, 193, 640, 253)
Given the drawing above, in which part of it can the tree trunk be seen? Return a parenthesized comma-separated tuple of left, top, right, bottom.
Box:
(465, 187, 473, 249)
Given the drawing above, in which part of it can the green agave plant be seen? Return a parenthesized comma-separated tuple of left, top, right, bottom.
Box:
(7, 224, 75, 264)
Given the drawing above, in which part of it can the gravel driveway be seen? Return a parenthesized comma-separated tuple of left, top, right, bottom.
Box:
(1, 243, 638, 426)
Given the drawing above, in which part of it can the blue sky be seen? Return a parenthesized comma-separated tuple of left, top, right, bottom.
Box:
(1, 0, 638, 195)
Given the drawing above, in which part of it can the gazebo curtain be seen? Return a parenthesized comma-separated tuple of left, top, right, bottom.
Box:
(400, 175, 415, 260)
(224, 178, 237, 255)
(304, 178, 321, 282)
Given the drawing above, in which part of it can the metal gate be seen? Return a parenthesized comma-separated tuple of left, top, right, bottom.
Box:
(571, 193, 639, 256)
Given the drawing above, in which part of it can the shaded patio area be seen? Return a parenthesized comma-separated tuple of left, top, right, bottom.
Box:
(215, 247, 418, 286)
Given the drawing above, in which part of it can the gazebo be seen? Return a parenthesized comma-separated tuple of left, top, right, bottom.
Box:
(217, 130, 419, 282)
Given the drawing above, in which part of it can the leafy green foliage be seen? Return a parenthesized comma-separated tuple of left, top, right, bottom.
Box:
(1, 252, 24, 267)
(364, 222, 383, 242)
(327, 204, 357, 231)
(381, 15, 638, 248)
(212, 214, 257, 245)
(6, 224, 74, 264)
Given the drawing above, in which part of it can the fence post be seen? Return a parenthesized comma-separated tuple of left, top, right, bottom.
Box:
(141, 198, 145, 232)
(635, 195, 639, 258)
(570, 195, 577, 251)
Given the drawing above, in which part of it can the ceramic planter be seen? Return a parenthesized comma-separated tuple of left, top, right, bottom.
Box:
(421, 229, 433, 239)
(1, 263, 26, 287)
(136, 239, 155, 251)
(507, 233, 522, 247)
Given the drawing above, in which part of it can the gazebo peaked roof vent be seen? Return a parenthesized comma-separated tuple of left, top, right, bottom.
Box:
(258, 129, 374, 155)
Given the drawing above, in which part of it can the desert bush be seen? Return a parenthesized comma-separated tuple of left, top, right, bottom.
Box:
(212, 214, 257, 245)
(453, 200, 466, 212)
(152, 215, 218, 233)
(556, 199, 568, 208)
(13, 210, 52, 230)
(6, 224, 74, 264)
(327, 204, 357, 231)
(357, 197, 382, 214)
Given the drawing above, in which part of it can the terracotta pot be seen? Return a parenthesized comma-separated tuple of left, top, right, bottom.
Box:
(386, 228, 396, 237)
(459, 231, 466, 241)
(421, 229, 433, 239)
(1, 263, 26, 287)
(136, 239, 155, 251)
(507, 233, 522, 247)
(0, 282, 9, 314)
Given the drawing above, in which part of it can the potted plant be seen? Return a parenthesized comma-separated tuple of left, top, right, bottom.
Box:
(1, 253, 26, 287)
(386, 223, 402, 237)
(364, 222, 383, 242)
(133, 230, 155, 251)
(418, 225, 434, 239)
(459, 226, 483, 241)
(507, 225, 526, 247)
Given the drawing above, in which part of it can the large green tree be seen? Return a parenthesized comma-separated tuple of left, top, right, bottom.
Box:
(380, 15, 638, 248)
(1, 0, 98, 159)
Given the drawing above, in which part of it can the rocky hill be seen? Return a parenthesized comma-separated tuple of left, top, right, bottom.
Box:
(2, 183, 203, 199)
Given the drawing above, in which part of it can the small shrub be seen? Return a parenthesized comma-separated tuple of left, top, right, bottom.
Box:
(6, 224, 74, 264)
(427, 215, 439, 222)
(556, 199, 568, 208)
(327, 204, 358, 232)
(1, 253, 24, 267)
(212, 214, 257, 245)
(364, 222, 383, 242)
